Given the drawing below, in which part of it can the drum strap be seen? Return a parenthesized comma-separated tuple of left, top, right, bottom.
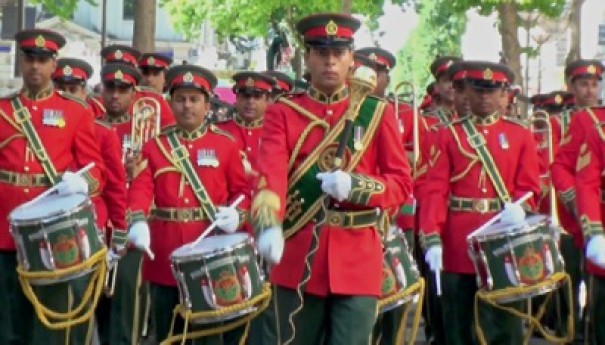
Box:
(10, 97, 60, 184)
(461, 118, 511, 203)
(165, 131, 217, 222)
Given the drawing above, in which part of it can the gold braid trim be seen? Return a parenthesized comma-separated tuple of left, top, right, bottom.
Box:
(161, 283, 272, 345)
(377, 278, 425, 345)
(17, 248, 107, 330)
(474, 272, 573, 345)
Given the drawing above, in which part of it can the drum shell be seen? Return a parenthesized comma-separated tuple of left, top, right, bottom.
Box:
(170, 234, 263, 323)
(9, 196, 103, 285)
(379, 232, 420, 312)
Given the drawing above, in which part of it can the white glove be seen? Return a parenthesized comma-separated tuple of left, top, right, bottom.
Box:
(500, 202, 526, 226)
(215, 206, 240, 233)
(316, 170, 352, 202)
(586, 235, 605, 268)
(56, 171, 88, 195)
(128, 221, 151, 251)
(105, 249, 121, 270)
(388, 225, 400, 236)
(424, 246, 443, 273)
(257, 227, 284, 265)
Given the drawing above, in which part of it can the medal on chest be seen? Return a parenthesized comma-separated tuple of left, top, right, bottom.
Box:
(498, 133, 509, 150)
(197, 149, 219, 167)
(43, 109, 66, 128)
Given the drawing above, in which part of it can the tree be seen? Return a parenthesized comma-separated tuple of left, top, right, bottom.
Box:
(444, 0, 566, 93)
(566, 0, 585, 65)
(29, 0, 96, 18)
(160, 0, 411, 75)
(391, 0, 467, 94)
(132, 0, 156, 52)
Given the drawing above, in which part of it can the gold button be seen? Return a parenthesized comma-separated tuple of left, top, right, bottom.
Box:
(24, 188, 29, 193)
(326, 110, 333, 116)
(188, 145, 193, 149)
(247, 147, 252, 152)
(248, 131, 252, 136)
(24, 166, 29, 172)
(184, 198, 190, 204)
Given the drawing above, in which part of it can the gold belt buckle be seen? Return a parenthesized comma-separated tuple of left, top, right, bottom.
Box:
(327, 211, 344, 227)
(17, 173, 33, 187)
(176, 209, 193, 222)
(473, 199, 490, 214)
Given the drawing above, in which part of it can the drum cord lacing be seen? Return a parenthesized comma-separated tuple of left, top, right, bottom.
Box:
(16, 247, 107, 330)
(375, 277, 425, 345)
(161, 282, 272, 345)
(474, 272, 573, 345)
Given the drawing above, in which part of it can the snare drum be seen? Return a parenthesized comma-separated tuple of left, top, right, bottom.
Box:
(379, 232, 420, 312)
(468, 215, 563, 298)
(170, 233, 263, 324)
(9, 193, 104, 285)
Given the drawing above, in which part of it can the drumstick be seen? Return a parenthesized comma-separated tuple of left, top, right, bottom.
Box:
(19, 162, 95, 209)
(190, 195, 246, 247)
(435, 270, 442, 296)
(466, 191, 534, 240)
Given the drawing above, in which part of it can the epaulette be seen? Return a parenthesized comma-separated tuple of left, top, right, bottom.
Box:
(135, 85, 160, 94)
(88, 96, 106, 112)
(94, 119, 112, 129)
(209, 124, 235, 141)
(503, 116, 529, 128)
(57, 90, 87, 108)
(160, 124, 177, 135)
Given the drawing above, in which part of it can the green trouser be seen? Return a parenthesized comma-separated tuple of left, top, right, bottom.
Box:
(372, 230, 418, 345)
(441, 272, 523, 345)
(265, 285, 377, 345)
(559, 234, 583, 341)
(151, 283, 247, 345)
(0, 251, 94, 345)
(0, 251, 34, 345)
(587, 274, 605, 345)
(97, 249, 148, 345)
(246, 286, 277, 345)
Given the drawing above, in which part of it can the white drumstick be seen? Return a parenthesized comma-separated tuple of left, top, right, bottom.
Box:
(435, 271, 442, 296)
(190, 195, 246, 247)
(466, 191, 534, 240)
(19, 162, 95, 209)
(144, 248, 155, 261)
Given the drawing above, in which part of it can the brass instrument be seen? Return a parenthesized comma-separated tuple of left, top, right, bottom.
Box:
(131, 96, 162, 153)
(528, 110, 561, 229)
(393, 81, 419, 175)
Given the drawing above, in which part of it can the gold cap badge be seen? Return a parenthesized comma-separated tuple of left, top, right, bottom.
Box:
(147, 56, 155, 65)
(325, 20, 338, 36)
(369, 53, 377, 61)
(555, 94, 562, 105)
(63, 65, 73, 76)
(245, 77, 255, 87)
(115, 70, 123, 80)
(115, 50, 123, 59)
(587, 64, 597, 75)
(483, 68, 493, 81)
(183, 72, 194, 83)
(34, 35, 46, 48)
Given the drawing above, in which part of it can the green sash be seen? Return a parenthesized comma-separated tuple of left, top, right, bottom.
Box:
(165, 131, 217, 222)
(461, 118, 511, 203)
(282, 97, 385, 239)
(10, 97, 59, 184)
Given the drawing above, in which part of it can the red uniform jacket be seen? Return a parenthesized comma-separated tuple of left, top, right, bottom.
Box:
(551, 109, 605, 247)
(127, 125, 250, 286)
(218, 114, 263, 178)
(0, 88, 105, 250)
(574, 107, 605, 277)
(419, 115, 541, 274)
(257, 91, 412, 297)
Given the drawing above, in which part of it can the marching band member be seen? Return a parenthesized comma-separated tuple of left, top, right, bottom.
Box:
(126, 64, 250, 344)
(419, 61, 540, 345)
(251, 13, 412, 344)
(0, 28, 104, 344)
(138, 52, 173, 94)
(264, 70, 294, 100)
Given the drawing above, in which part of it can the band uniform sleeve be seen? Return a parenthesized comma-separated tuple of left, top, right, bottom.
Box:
(418, 127, 450, 248)
(74, 107, 105, 196)
(551, 113, 585, 203)
(127, 141, 154, 225)
(348, 103, 412, 209)
(101, 127, 128, 230)
(576, 128, 605, 240)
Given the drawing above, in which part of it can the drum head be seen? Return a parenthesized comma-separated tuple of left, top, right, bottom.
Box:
(10, 193, 87, 221)
(479, 214, 548, 236)
(172, 233, 250, 258)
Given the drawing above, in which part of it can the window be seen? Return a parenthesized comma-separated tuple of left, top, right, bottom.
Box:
(123, 0, 135, 20)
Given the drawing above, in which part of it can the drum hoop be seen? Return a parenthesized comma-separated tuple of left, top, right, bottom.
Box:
(9, 197, 92, 227)
(171, 236, 253, 263)
(471, 221, 544, 242)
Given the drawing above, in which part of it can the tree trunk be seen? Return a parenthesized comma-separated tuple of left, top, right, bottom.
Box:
(132, 0, 156, 52)
(341, 0, 352, 14)
(566, 0, 584, 65)
(497, 2, 522, 89)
